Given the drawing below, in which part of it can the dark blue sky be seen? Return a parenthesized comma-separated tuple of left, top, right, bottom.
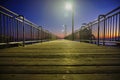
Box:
(0, 0, 120, 38)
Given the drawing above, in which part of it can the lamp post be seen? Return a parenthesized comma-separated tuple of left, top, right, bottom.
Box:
(63, 25, 67, 38)
(65, 2, 74, 40)
(72, 7, 74, 41)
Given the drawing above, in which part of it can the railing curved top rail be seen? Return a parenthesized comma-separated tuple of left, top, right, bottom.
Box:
(0, 5, 41, 30)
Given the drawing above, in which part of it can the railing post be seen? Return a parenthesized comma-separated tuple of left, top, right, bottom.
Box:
(98, 15, 105, 46)
(38, 28, 39, 41)
(39, 26, 42, 43)
(16, 16, 21, 42)
(0, 14, 2, 42)
(89, 22, 93, 43)
(6, 16, 9, 44)
(118, 12, 120, 41)
(19, 15, 25, 47)
(30, 23, 33, 44)
(16, 19, 19, 42)
(33, 27, 34, 41)
(16, 15, 25, 47)
(103, 15, 106, 46)
(3, 15, 6, 43)
(79, 28, 81, 42)
(49, 32, 51, 40)
(10, 18, 12, 42)
(98, 16, 100, 46)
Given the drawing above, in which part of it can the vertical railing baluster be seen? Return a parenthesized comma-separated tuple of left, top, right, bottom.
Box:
(10, 17, 12, 42)
(33, 27, 34, 41)
(38, 28, 39, 41)
(112, 15, 115, 41)
(40, 26, 42, 43)
(16, 19, 19, 42)
(98, 16, 100, 46)
(90, 22, 92, 43)
(6, 15, 8, 43)
(107, 17, 110, 41)
(110, 17, 112, 41)
(8, 17, 10, 42)
(12, 17, 15, 42)
(0, 12, 3, 43)
(31, 24, 33, 43)
(103, 16, 106, 46)
(118, 12, 120, 41)
(115, 14, 117, 41)
(3, 15, 6, 43)
(22, 16, 25, 47)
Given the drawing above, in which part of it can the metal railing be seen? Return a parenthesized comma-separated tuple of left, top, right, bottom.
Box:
(65, 6, 120, 46)
(0, 6, 58, 47)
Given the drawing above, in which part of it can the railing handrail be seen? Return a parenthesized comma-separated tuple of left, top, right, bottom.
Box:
(105, 6, 120, 16)
(0, 5, 58, 47)
(0, 5, 41, 30)
(65, 6, 120, 46)
(0, 5, 58, 36)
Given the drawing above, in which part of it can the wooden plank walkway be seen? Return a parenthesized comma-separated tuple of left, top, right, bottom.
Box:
(0, 40, 120, 80)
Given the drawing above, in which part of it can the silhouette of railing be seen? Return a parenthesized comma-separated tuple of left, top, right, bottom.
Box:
(65, 6, 120, 46)
(0, 6, 58, 47)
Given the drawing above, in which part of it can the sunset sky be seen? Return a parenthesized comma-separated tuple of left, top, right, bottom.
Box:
(0, 0, 120, 38)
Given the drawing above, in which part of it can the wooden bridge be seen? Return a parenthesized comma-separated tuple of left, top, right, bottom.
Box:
(0, 40, 120, 80)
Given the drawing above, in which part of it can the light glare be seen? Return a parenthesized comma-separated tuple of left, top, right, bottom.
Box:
(65, 3, 72, 11)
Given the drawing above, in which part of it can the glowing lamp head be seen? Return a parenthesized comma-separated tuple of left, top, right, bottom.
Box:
(65, 3, 72, 11)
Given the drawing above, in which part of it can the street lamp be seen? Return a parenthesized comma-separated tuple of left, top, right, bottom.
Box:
(65, 2, 74, 40)
(65, 3, 72, 10)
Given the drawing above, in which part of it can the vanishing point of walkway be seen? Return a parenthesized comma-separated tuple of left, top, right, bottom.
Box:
(0, 40, 120, 80)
